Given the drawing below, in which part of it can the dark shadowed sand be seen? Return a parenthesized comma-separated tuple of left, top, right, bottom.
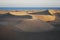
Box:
(0, 12, 60, 40)
(28, 10, 52, 15)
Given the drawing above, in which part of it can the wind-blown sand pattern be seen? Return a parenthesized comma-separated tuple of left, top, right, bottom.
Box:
(0, 10, 60, 40)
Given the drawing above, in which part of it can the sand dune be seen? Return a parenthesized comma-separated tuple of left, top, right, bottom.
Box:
(0, 19, 54, 32)
(49, 10, 60, 15)
(9, 10, 56, 22)
(0, 18, 60, 40)
(0, 19, 56, 40)
(0, 10, 60, 22)
(1, 10, 60, 22)
(32, 15, 55, 21)
(10, 11, 29, 16)
(28, 10, 55, 21)
(0, 10, 60, 40)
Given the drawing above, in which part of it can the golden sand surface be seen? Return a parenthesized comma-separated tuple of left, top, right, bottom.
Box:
(0, 10, 60, 22)
(32, 15, 55, 21)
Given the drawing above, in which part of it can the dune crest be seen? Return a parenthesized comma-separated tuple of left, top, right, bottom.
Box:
(49, 10, 60, 15)
(9, 11, 29, 16)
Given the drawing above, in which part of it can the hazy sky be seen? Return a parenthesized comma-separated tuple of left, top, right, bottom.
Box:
(0, 0, 60, 7)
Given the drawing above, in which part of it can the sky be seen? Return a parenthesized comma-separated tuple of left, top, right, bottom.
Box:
(0, 0, 60, 7)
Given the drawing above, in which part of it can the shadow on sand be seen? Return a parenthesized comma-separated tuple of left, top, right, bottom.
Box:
(29, 10, 52, 15)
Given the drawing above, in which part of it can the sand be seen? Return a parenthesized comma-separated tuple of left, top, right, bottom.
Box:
(0, 10, 60, 40)
(0, 19, 60, 40)
(0, 19, 55, 40)
(0, 10, 56, 22)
